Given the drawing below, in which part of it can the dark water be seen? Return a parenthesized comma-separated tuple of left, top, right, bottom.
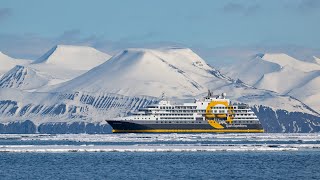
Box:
(1, 134, 320, 179)
(1, 152, 320, 180)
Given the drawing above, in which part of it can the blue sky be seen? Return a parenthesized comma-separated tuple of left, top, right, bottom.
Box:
(0, 0, 319, 63)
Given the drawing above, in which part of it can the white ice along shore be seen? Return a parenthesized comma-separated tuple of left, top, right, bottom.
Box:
(0, 46, 320, 133)
(0, 144, 303, 152)
(1, 133, 320, 152)
(2, 133, 320, 142)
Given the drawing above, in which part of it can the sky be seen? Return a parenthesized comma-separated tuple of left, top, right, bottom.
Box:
(0, 0, 319, 64)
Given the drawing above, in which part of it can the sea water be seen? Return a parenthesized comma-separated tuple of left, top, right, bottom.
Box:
(0, 133, 320, 179)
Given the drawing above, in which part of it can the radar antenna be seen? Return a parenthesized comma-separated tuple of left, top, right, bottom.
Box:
(207, 89, 212, 98)
(161, 92, 165, 100)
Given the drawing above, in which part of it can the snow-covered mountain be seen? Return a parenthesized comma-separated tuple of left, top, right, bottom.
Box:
(55, 48, 220, 97)
(314, 56, 320, 64)
(0, 51, 31, 77)
(221, 53, 320, 112)
(0, 65, 49, 90)
(0, 48, 320, 133)
(33, 45, 111, 70)
(0, 45, 111, 91)
(54, 48, 317, 113)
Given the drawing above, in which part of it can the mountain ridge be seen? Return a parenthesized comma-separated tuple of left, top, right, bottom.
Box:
(0, 47, 320, 133)
(221, 53, 320, 112)
(33, 45, 111, 70)
(0, 45, 112, 91)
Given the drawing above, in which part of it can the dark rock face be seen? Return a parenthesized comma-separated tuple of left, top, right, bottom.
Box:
(37, 122, 112, 134)
(0, 120, 36, 133)
(0, 96, 320, 133)
(252, 106, 320, 133)
(1, 107, 320, 134)
(0, 120, 112, 134)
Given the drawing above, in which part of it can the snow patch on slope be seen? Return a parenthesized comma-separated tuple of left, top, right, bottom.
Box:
(314, 56, 320, 64)
(0, 51, 31, 76)
(254, 67, 320, 94)
(33, 45, 111, 70)
(221, 53, 320, 112)
(0, 65, 48, 90)
(289, 76, 320, 112)
(262, 53, 320, 72)
(222, 54, 281, 84)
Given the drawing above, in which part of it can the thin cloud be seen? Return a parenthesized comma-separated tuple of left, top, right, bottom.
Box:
(192, 45, 320, 67)
(0, 30, 184, 59)
(297, 0, 320, 13)
(284, 0, 320, 14)
(222, 2, 261, 16)
(1, 31, 319, 67)
(0, 8, 12, 21)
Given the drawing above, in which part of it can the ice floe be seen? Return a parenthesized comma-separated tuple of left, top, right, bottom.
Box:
(0, 133, 320, 152)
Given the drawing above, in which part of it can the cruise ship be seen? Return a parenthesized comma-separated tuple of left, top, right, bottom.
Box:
(106, 91, 264, 133)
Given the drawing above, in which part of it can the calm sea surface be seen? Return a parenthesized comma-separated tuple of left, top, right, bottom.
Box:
(0, 133, 320, 180)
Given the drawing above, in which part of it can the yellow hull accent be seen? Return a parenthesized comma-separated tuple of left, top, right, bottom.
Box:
(207, 120, 224, 129)
(216, 114, 227, 118)
(112, 129, 264, 133)
(226, 116, 233, 124)
(206, 114, 227, 118)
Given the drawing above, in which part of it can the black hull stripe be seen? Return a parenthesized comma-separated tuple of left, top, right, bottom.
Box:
(107, 120, 264, 133)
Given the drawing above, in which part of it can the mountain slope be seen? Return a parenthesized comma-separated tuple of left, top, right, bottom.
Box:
(55, 48, 222, 97)
(55, 48, 318, 115)
(262, 53, 320, 72)
(0, 51, 31, 76)
(289, 76, 320, 112)
(0, 48, 319, 133)
(0, 65, 48, 90)
(222, 54, 282, 85)
(221, 53, 320, 111)
(314, 56, 320, 64)
(254, 67, 320, 94)
(0, 45, 111, 91)
(33, 45, 111, 70)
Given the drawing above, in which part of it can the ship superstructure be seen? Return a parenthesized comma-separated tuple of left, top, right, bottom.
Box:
(107, 91, 264, 133)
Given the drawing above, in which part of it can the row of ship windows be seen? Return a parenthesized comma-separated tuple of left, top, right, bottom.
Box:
(132, 117, 257, 120)
(133, 117, 194, 120)
(147, 109, 251, 113)
(235, 114, 254, 116)
(213, 110, 227, 113)
(159, 114, 193, 116)
(154, 121, 257, 124)
(160, 106, 197, 110)
(159, 106, 249, 110)
(233, 121, 258, 124)
(234, 117, 257, 119)
(156, 121, 202, 124)
(211, 106, 235, 109)
(157, 110, 250, 112)
(134, 113, 254, 118)
(160, 117, 194, 120)
(159, 110, 204, 113)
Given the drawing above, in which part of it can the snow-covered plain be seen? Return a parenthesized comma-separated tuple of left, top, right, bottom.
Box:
(1, 133, 320, 152)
